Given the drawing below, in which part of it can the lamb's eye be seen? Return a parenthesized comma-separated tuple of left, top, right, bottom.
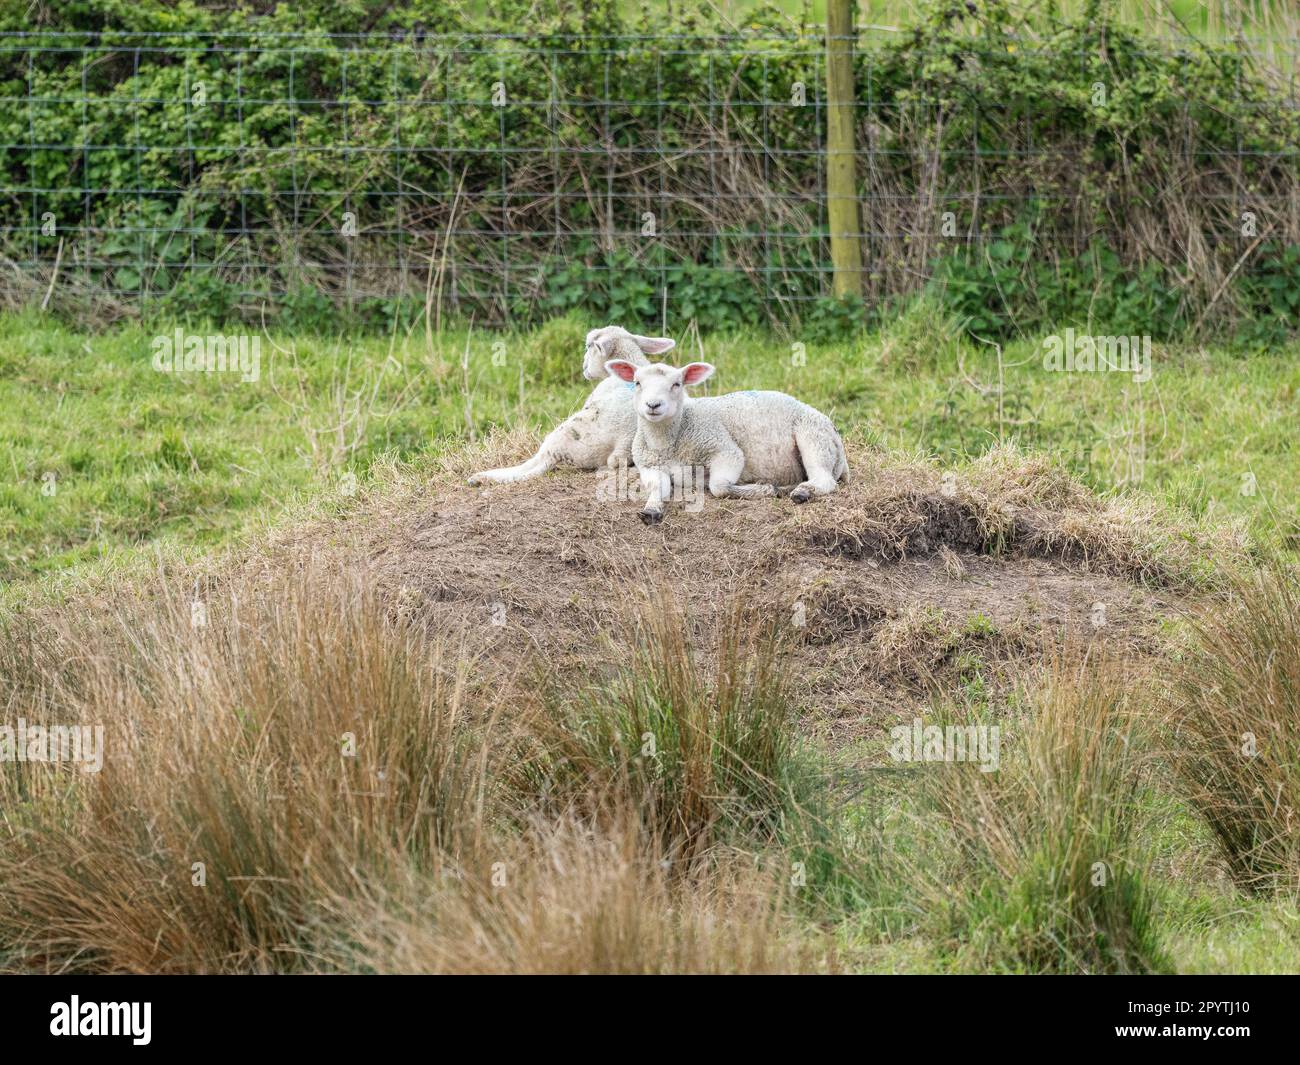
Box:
(635, 381, 641, 388)
(672, 382, 681, 389)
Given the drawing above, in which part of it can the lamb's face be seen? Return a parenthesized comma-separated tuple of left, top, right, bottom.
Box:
(631, 364, 682, 422)
(583, 326, 676, 381)
(604, 360, 715, 422)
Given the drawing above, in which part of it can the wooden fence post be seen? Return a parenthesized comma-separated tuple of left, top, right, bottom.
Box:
(825, 0, 862, 298)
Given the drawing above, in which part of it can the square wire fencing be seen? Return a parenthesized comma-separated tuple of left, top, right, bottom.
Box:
(1, 27, 1297, 333)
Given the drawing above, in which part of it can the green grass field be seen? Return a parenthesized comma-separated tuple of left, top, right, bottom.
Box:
(3, 307, 1295, 588)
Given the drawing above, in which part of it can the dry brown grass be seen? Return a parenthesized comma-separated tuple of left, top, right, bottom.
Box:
(0, 550, 831, 973)
(799, 445, 1247, 589)
(0, 556, 501, 971)
(319, 812, 826, 975)
(1165, 565, 1300, 894)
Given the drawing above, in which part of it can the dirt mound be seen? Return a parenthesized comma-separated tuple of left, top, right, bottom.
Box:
(270, 435, 1236, 742)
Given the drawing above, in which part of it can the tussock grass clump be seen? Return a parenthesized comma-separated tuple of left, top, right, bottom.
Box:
(321, 811, 824, 975)
(516, 596, 896, 923)
(0, 564, 833, 973)
(1167, 567, 1300, 893)
(0, 558, 501, 972)
(922, 660, 1168, 973)
(521, 598, 809, 862)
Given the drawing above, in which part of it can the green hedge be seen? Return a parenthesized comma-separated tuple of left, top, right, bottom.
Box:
(1, 0, 1297, 340)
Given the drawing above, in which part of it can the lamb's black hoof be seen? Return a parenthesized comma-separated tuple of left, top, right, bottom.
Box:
(639, 508, 665, 526)
(790, 486, 814, 504)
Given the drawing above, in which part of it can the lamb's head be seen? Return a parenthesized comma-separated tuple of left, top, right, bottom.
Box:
(604, 360, 715, 423)
(583, 326, 676, 381)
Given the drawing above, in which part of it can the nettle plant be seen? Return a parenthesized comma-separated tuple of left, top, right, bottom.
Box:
(933, 226, 1189, 339)
(529, 245, 770, 334)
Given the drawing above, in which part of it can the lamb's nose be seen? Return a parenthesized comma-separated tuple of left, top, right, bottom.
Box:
(645, 400, 662, 412)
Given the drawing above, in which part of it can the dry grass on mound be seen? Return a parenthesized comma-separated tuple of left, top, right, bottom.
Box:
(3, 433, 1239, 744)
(253, 433, 1238, 737)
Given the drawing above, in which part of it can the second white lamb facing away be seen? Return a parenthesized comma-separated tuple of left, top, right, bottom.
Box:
(604, 359, 849, 525)
(467, 326, 675, 485)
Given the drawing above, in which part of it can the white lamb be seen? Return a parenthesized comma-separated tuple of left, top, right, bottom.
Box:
(467, 326, 675, 485)
(604, 359, 849, 525)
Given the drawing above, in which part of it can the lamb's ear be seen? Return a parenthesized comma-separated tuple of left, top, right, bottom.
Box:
(631, 333, 676, 355)
(605, 359, 639, 383)
(681, 362, 714, 386)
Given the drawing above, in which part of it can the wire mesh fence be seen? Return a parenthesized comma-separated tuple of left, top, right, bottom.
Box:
(2, 27, 1298, 331)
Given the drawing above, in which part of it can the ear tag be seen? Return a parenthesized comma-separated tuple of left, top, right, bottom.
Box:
(624, 381, 635, 391)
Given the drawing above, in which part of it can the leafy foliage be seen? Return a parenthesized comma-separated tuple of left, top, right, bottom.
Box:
(1, 0, 1297, 339)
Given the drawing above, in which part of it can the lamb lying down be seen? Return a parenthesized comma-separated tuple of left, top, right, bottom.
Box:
(604, 359, 849, 525)
(467, 326, 675, 486)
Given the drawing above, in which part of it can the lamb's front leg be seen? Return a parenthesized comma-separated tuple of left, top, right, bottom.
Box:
(638, 467, 672, 525)
(708, 450, 775, 500)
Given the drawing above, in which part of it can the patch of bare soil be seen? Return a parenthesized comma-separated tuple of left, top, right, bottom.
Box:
(273, 437, 1228, 746)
